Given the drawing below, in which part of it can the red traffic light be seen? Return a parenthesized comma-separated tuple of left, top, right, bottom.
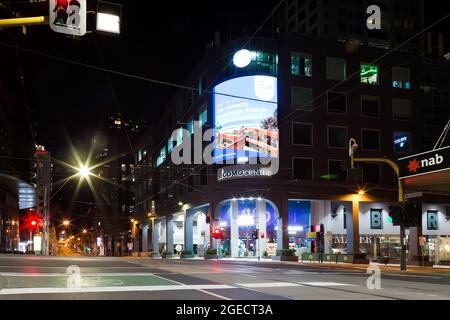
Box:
(31, 220, 37, 226)
(212, 227, 222, 239)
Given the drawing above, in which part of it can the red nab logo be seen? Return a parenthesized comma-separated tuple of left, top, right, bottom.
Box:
(407, 159, 420, 172)
(407, 154, 443, 173)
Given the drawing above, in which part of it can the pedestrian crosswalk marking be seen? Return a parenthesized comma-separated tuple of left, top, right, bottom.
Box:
(299, 282, 357, 287)
(237, 282, 303, 288)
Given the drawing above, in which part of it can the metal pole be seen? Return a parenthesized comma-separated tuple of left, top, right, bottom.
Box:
(0, 16, 48, 27)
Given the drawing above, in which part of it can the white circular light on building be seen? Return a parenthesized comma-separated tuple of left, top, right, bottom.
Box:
(233, 49, 253, 68)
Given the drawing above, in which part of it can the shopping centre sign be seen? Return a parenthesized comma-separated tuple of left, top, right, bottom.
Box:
(217, 165, 273, 182)
(398, 146, 450, 179)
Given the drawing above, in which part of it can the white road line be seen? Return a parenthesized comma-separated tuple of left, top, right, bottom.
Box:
(0, 284, 236, 295)
(197, 289, 232, 300)
(0, 273, 164, 277)
(237, 282, 303, 288)
(299, 282, 357, 287)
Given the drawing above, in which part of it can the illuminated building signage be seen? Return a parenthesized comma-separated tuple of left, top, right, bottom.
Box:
(213, 75, 278, 163)
(399, 146, 450, 179)
(218, 165, 273, 181)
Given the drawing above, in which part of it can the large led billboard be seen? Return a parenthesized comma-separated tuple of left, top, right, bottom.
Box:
(213, 75, 278, 163)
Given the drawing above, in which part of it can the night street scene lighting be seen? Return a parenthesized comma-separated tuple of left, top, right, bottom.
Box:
(0, 0, 450, 313)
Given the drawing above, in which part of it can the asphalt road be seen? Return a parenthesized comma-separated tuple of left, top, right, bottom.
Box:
(1, 255, 449, 300)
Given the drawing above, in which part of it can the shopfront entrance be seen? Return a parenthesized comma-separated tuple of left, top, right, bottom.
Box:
(217, 198, 281, 258)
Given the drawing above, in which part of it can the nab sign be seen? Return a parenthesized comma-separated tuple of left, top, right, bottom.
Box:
(50, 0, 86, 36)
(398, 146, 450, 179)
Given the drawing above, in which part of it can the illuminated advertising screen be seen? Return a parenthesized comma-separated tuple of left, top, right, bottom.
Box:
(213, 75, 278, 163)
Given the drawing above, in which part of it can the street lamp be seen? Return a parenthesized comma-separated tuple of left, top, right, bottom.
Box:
(96, 1, 122, 34)
(63, 220, 70, 227)
(78, 165, 91, 178)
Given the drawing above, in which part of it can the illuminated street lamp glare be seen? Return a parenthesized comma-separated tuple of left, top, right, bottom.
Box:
(79, 166, 90, 178)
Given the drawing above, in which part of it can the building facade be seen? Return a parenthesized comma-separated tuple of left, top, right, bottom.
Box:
(134, 32, 450, 264)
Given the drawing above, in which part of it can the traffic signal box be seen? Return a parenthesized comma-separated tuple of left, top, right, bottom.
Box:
(388, 202, 422, 227)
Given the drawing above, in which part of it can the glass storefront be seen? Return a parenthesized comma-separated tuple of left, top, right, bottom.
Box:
(288, 200, 311, 256)
(218, 199, 277, 257)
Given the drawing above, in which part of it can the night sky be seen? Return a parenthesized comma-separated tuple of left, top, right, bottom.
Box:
(1, 0, 274, 221)
(1, 1, 449, 224)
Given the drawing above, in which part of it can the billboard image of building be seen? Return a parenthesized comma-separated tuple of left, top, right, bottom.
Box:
(213, 75, 278, 163)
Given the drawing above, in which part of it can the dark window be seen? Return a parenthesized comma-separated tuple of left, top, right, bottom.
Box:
(293, 158, 313, 180)
(362, 129, 380, 150)
(293, 122, 313, 145)
(327, 92, 346, 113)
(361, 96, 379, 118)
(363, 163, 380, 183)
(328, 126, 347, 148)
(200, 167, 208, 185)
(328, 160, 347, 181)
(343, 208, 347, 229)
(393, 99, 411, 120)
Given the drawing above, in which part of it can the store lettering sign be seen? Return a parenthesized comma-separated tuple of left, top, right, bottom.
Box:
(333, 235, 373, 244)
(218, 165, 273, 181)
(399, 146, 450, 179)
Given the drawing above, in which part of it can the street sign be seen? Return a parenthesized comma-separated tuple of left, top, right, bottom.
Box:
(308, 232, 318, 239)
(49, 0, 86, 36)
(398, 146, 450, 179)
(405, 192, 423, 199)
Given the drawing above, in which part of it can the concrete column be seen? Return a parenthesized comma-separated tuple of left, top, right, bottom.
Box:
(142, 224, 148, 252)
(351, 200, 360, 254)
(257, 199, 267, 257)
(343, 202, 354, 253)
(409, 227, 419, 257)
(278, 198, 289, 250)
(185, 209, 195, 253)
(153, 219, 160, 254)
(230, 200, 239, 258)
(166, 214, 174, 253)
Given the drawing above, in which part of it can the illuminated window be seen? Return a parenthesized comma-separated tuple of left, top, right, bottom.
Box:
(291, 52, 312, 76)
(360, 63, 379, 85)
(392, 67, 410, 89)
(199, 103, 208, 127)
(167, 137, 174, 154)
(393, 131, 411, 153)
(176, 127, 183, 146)
(187, 117, 194, 135)
(156, 147, 166, 167)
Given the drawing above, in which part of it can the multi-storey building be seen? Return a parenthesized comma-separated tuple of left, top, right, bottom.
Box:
(134, 31, 450, 264)
(93, 114, 147, 256)
(273, 0, 424, 50)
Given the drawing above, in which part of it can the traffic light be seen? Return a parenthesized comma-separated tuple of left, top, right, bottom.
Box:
(212, 227, 222, 239)
(252, 229, 259, 240)
(404, 202, 422, 227)
(260, 232, 265, 239)
(388, 204, 403, 226)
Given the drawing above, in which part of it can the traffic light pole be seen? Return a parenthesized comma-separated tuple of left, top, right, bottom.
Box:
(350, 140, 407, 271)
